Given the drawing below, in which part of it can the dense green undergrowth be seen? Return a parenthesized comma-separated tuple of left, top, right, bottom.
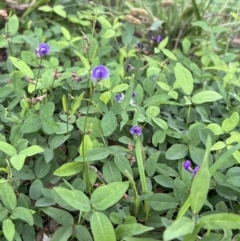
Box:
(0, 0, 240, 240)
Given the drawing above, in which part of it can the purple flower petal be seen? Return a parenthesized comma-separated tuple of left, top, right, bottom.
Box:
(183, 160, 191, 171)
(116, 93, 124, 102)
(130, 125, 142, 136)
(156, 35, 162, 43)
(193, 166, 200, 176)
(36, 43, 50, 58)
(132, 91, 136, 97)
(91, 65, 109, 81)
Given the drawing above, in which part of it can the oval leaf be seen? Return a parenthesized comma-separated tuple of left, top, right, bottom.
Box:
(53, 187, 90, 211)
(91, 181, 129, 210)
(54, 162, 83, 177)
(192, 90, 223, 104)
(9, 57, 34, 78)
(90, 212, 116, 241)
(0, 141, 17, 157)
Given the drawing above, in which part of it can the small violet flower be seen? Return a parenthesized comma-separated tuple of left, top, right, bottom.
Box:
(91, 65, 109, 81)
(130, 125, 142, 136)
(116, 91, 136, 106)
(150, 32, 162, 43)
(183, 160, 191, 171)
(193, 166, 200, 176)
(116, 93, 124, 102)
(36, 43, 50, 58)
(183, 160, 200, 176)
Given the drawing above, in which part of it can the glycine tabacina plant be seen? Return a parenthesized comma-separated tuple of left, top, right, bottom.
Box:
(0, 2, 240, 241)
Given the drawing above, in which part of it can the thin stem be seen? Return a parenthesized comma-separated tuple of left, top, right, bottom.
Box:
(6, 20, 14, 57)
(82, 80, 94, 193)
(125, 171, 140, 217)
(135, 136, 149, 219)
(186, 104, 191, 126)
(33, 58, 43, 98)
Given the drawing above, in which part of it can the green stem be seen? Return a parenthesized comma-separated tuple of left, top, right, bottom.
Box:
(6, 20, 14, 57)
(33, 58, 43, 98)
(186, 104, 191, 126)
(82, 80, 94, 193)
(135, 136, 149, 219)
(125, 171, 140, 216)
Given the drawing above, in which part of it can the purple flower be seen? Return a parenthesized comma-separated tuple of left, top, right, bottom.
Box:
(132, 91, 136, 97)
(36, 43, 50, 58)
(183, 160, 200, 176)
(193, 166, 200, 176)
(116, 93, 124, 102)
(91, 65, 109, 81)
(130, 125, 142, 136)
(183, 160, 191, 171)
(156, 35, 162, 43)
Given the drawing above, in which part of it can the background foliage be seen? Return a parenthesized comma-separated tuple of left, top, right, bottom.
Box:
(0, 0, 240, 240)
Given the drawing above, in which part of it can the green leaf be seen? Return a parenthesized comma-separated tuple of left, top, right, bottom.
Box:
(163, 217, 195, 241)
(199, 213, 240, 230)
(74, 51, 90, 70)
(0, 207, 8, 222)
(41, 117, 59, 134)
(0, 181, 17, 210)
(91, 181, 129, 210)
(10, 154, 26, 171)
(148, 193, 178, 211)
(42, 207, 74, 226)
(20, 114, 42, 133)
(102, 161, 122, 183)
(61, 26, 71, 41)
(114, 154, 133, 177)
(54, 162, 83, 176)
(192, 91, 223, 104)
(51, 226, 73, 241)
(76, 117, 102, 137)
(152, 117, 168, 130)
(165, 144, 188, 160)
(9, 57, 34, 78)
(49, 135, 70, 149)
(206, 123, 224, 135)
(29, 179, 44, 200)
(38, 5, 53, 12)
(190, 137, 211, 213)
(101, 111, 117, 136)
(161, 48, 177, 61)
(70, 92, 85, 117)
(0, 35, 7, 48)
(100, 91, 111, 104)
(79, 135, 93, 156)
(226, 167, 240, 188)
(192, 20, 209, 32)
(209, 143, 240, 176)
(7, 14, 19, 35)
(90, 212, 116, 241)
(158, 36, 168, 50)
(53, 5, 66, 18)
(115, 223, 153, 240)
(0, 141, 17, 156)
(174, 63, 193, 95)
(3, 219, 15, 241)
(74, 225, 93, 241)
(19, 145, 44, 156)
(105, 29, 115, 39)
(222, 112, 239, 132)
(53, 187, 91, 211)
(112, 84, 129, 93)
(11, 207, 34, 225)
(75, 147, 110, 162)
